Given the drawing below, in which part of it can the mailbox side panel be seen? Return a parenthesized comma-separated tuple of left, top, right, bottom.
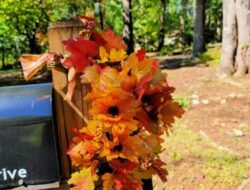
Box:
(0, 83, 60, 189)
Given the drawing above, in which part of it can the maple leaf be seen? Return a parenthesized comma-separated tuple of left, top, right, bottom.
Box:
(135, 73, 153, 101)
(67, 136, 101, 167)
(81, 64, 119, 90)
(109, 159, 138, 175)
(101, 28, 127, 52)
(68, 168, 98, 190)
(135, 108, 153, 132)
(99, 46, 109, 63)
(136, 49, 146, 62)
(133, 169, 152, 181)
(158, 101, 185, 128)
(138, 132, 163, 154)
(91, 29, 106, 46)
(67, 141, 85, 167)
(121, 53, 155, 81)
(109, 48, 127, 62)
(20, 53, 55, 80)
(148, 160, 168, 183)
(72, 128, 94, 140)
(114, 173, 142, 190)
(63, 37, 99, 73)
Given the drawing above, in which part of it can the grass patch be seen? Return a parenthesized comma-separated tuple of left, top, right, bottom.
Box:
(163, 127, 250, 187)
(172, 94, 191, 110)
(199, 44, 221, 68)
(0, 68, 21, 74)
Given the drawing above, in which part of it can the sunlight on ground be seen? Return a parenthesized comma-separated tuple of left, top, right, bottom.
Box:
(153, 125, 250, 190)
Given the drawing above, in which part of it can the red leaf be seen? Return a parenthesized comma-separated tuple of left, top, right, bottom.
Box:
(63, 37, 99, 73)
(109, 159, 138, 175)
(72, 128, 95, 140)
(149, 160, 168, 183)
(136, 73, 152, 101)
(91, 29, 106, 46)
(136, 49, 146, 62)
(79, 15, 96, 22)
(114, 173, 142, 190)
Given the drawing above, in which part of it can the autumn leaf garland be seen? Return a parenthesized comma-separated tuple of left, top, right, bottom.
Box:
(65, 15, 184, 190)
(20, 12, 184, 190)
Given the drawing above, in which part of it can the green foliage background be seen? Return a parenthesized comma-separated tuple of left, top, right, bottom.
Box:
(0, 0, 222, 69)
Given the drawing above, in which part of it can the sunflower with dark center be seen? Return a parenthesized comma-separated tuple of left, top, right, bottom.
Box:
(100, 127, 146, 163)
(85, 88, 140, 123)
(108, 106, 119, 116)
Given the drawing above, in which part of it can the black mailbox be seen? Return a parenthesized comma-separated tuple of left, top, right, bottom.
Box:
(0, 83, 60, 189)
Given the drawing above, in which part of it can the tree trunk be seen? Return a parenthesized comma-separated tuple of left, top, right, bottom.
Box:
(216, 13, 223, 42)
(99, 2, 104, 29)
(28, 34, 41, 54)
(234, 0, 250, 76)
(122, 0, 134, 54)
(219, 0, 250, 77)
(180, 0, 187, 48)
(157, 0, 167, 51)
(1, 48, 6, 69)
(193, 0, 205, 57)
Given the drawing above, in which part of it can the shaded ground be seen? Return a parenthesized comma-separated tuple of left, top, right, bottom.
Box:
(0, 69, 51, 87)
(153, 57, 250, 190)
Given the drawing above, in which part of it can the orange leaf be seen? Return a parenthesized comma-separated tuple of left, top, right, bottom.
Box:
(101, 28, 127, 52)
(135, 108, 153, 132)
(158, 101, 185, 128)
(102, 173, 115, 190)
(20, 53, 54, 80)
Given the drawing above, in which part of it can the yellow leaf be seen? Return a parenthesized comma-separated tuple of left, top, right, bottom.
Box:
(133, 169, 152, 181)
(121, 53, 154, 80)
(110, 48, 127, 62)
(85, 8, 94, 18)
(81, 64, 119, 90)
(99, 46, 109, 63)
(68, 168, 97, 190)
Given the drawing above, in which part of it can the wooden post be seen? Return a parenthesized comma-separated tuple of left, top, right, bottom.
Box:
(48, 20, 91, 179)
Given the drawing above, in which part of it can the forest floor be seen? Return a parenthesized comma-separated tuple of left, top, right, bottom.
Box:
(1, 52, 250, 190)
(153, 55, 250, 190)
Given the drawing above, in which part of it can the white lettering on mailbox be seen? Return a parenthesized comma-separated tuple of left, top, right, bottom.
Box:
(0, 168, 27, 180)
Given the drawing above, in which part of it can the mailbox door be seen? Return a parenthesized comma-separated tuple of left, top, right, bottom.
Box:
(0, 83, 60, 189)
